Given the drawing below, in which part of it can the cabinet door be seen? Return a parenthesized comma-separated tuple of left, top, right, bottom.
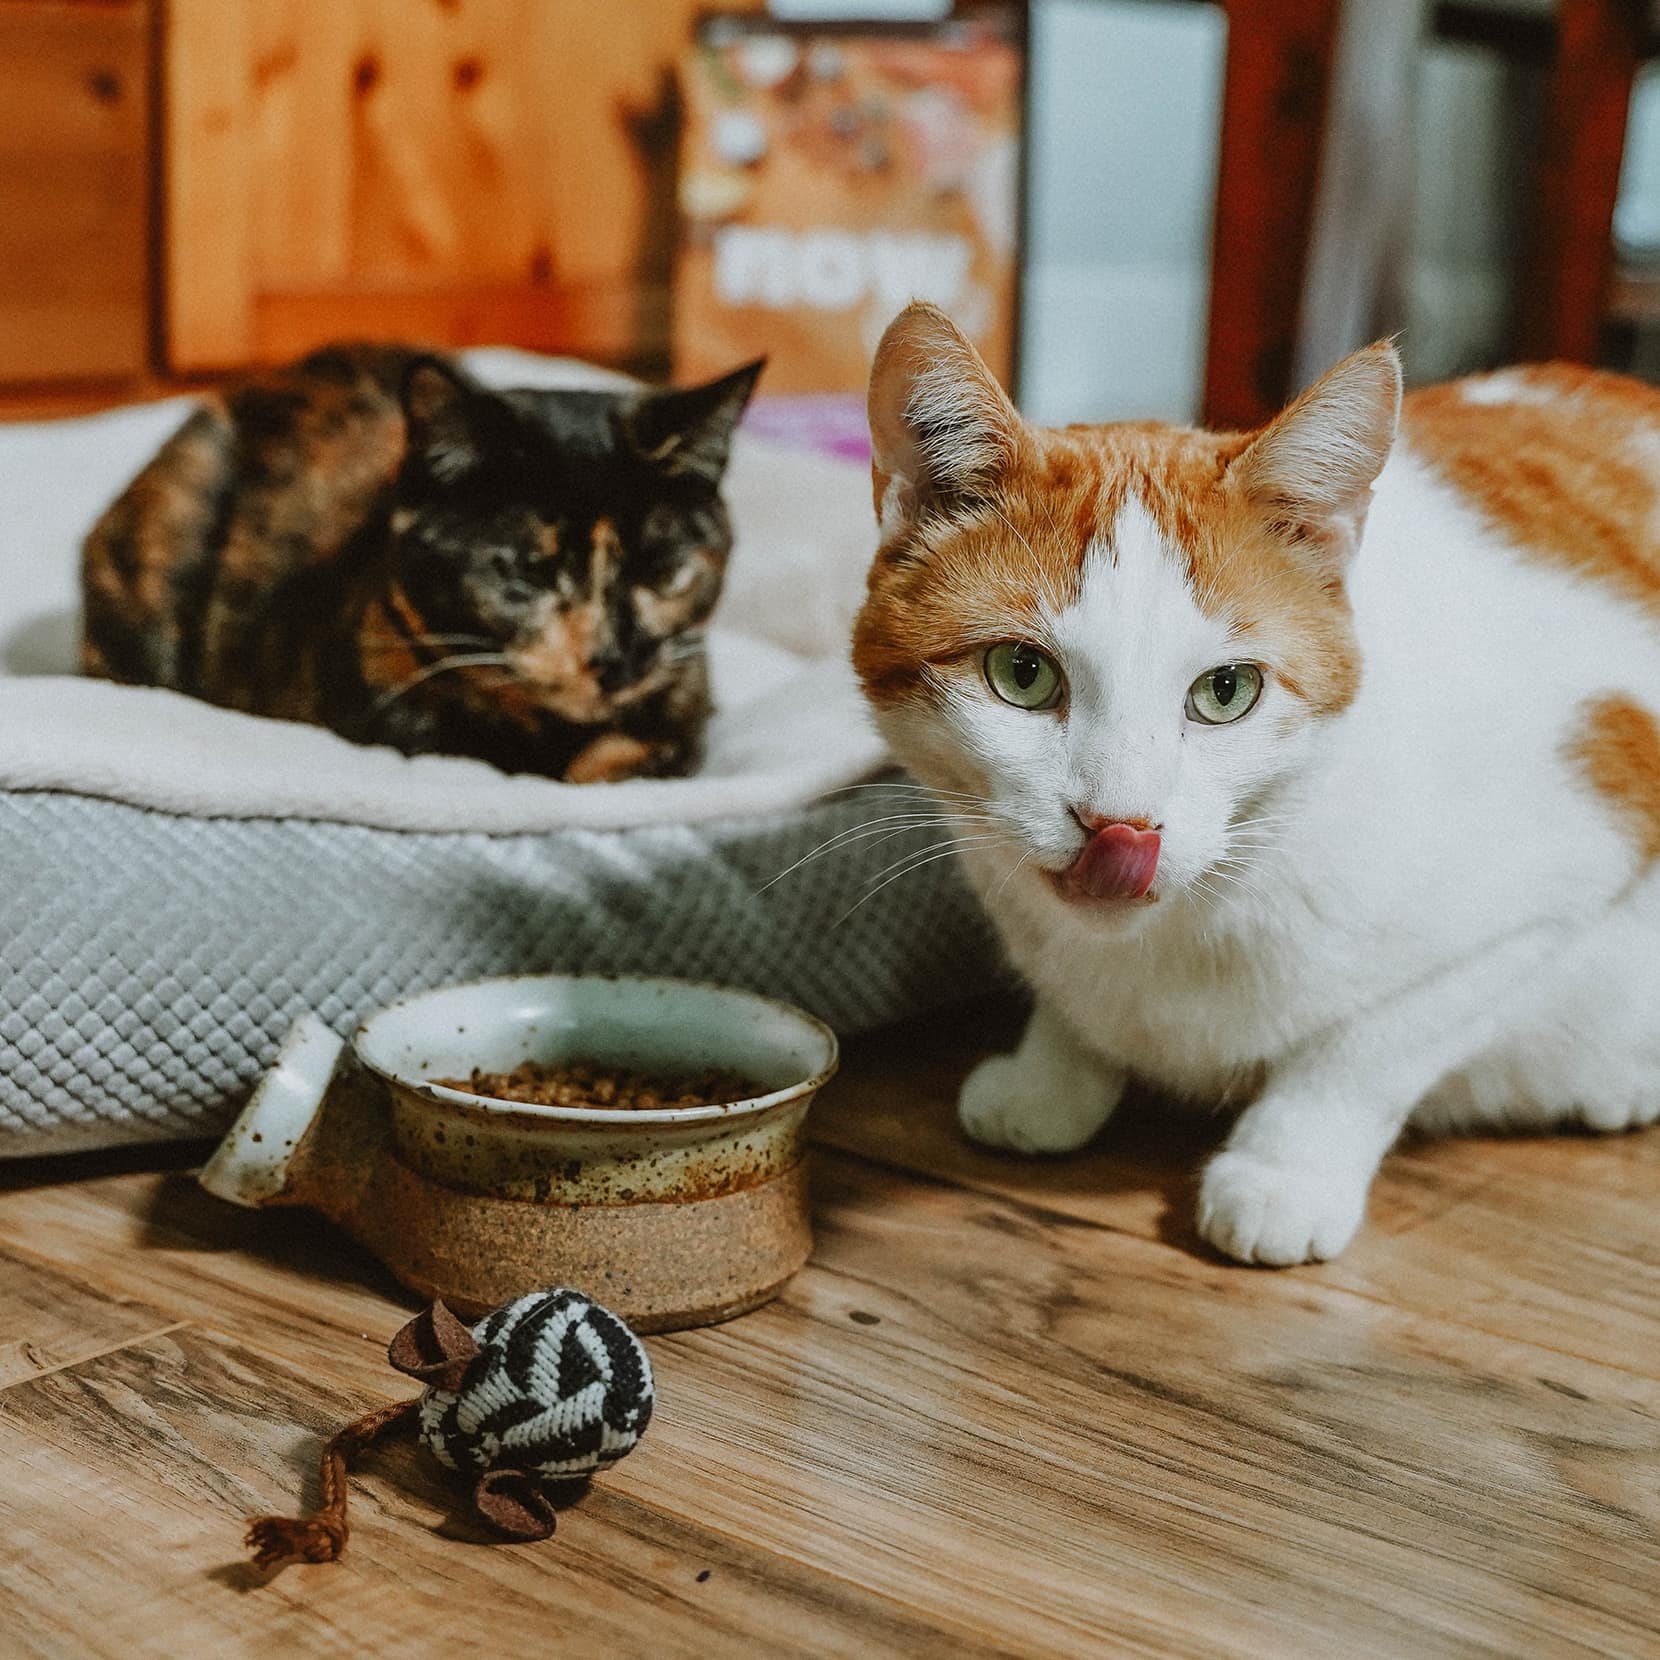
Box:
(0, 0, 151, 383)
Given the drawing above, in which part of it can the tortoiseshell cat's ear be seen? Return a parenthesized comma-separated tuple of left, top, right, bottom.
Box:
(628, 358, 765, 485)
(400, 355, 499, 485)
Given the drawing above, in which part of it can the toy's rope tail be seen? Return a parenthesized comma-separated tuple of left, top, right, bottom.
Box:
(244, 1396, 420, 1569)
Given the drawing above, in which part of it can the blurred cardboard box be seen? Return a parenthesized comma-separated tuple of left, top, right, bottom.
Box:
(674, 6, 1025, 393)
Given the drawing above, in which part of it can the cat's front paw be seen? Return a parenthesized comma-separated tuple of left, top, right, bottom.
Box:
(957, 1052, 1120, 1155)
(564, 734, 657, 784)
(1579, 1091, 1660, 1133)
(1196, 1151, 1367, 1266)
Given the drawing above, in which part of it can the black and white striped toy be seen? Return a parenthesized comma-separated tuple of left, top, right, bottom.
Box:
(244, 1288, 654, 1565)
(415, 1290, 655, 1521)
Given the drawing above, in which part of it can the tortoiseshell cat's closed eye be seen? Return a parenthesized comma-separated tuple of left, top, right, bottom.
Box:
(80, 344, 763, 782)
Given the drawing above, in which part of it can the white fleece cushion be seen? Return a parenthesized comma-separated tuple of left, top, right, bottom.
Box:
(0, 349, 886, 830)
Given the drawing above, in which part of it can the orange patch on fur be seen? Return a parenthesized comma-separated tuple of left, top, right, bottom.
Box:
(1406, 366, 1660, 615)
(853, 420, 1360, 716)
(1571, 694, 1660, 862)
(506, 597, 610, 724)
(854, 307, 1386, 719)
(854, 431, 1091, 701)
(1155, 446, 1363, 718)
(355, 588, 444, 720)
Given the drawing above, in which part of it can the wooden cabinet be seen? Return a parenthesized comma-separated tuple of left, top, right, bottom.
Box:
(0, 0, 152, 383)
(164, 0, 758, 373)
(0, 0, 768, 388)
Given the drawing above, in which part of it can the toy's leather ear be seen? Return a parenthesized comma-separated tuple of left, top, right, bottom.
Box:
(388, 1300, 480, 1391)
(473, 1469, 557, 1540)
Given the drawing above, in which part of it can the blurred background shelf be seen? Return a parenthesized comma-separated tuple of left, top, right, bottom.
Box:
(6, 0, 1660, 426)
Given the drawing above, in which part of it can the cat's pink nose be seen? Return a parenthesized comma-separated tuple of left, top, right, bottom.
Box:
(1059, 815, 1162, 902)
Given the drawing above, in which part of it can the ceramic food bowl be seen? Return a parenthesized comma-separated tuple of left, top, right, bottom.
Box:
(199, 975, 839, 1331)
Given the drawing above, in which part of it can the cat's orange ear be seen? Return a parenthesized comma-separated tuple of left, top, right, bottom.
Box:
(867, 303, 1028, 540)
(1228, 342, 1402, 568)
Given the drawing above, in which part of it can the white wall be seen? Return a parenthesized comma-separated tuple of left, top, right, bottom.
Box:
(1018, 3, 1547, 418)
(1402, 42, 1537, 382)
(1020, 0, 1225, 424)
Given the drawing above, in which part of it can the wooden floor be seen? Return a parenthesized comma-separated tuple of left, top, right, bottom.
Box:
(1, 1002, 1656, 1660)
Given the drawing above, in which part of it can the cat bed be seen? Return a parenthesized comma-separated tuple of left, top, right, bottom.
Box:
(0, 351, 1000, 1156)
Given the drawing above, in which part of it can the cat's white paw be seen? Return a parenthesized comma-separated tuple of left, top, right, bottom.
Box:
(1579, 1092, 1660, 1133)
(1197, 1151, 1367, 1266)
(958, 1052, 1120, 1155)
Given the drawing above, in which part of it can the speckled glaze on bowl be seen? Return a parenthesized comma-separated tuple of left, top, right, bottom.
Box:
(199, 976, 839, 1331)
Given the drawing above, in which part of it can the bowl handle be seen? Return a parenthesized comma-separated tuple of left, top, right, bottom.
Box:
(199, 1016, 345, 1208)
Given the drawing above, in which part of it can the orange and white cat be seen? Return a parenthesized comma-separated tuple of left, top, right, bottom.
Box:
(853, 302, 1660, 1265)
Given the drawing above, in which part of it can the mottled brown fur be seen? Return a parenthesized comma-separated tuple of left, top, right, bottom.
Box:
(81, 343, 760, 781)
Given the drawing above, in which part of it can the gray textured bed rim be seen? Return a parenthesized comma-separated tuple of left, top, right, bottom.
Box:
(0, 788, 1004, 1154)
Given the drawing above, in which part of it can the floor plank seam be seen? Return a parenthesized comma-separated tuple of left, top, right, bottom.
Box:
(0, 1320, 193, 1393)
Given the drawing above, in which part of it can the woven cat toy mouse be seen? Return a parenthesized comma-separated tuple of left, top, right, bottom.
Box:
(246, 1288, 654, 1566)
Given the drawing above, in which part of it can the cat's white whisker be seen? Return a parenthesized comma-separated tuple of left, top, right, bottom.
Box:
(755, 811, 992, 893)
(1195, 860, 1274, 909)
(992, 846, 1036, 903)
(829, 781, 999, 808)
(859, 831, 1012, 885)
(836, 834, 1017, 924)
(854, 832, 1014, 892)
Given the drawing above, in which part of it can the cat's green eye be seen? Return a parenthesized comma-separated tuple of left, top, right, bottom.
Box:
(1186, 663, 1264, 725)
(984, 641, 1063, 711)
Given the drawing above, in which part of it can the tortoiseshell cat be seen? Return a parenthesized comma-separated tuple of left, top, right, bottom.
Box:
(81, 344, 763, 781)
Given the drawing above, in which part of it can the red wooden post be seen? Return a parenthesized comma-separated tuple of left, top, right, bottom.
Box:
(1202, 0, 1344, 430)
(1518, 0, 1646, 363)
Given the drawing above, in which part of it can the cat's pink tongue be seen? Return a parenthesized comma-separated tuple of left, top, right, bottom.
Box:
(1059, 824, 1161, 903)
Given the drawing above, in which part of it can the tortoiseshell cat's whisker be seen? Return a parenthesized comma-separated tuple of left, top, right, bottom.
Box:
(367, 653, 515, 718)
(360, 633, 497, 651)
(657, 635, 707, 665)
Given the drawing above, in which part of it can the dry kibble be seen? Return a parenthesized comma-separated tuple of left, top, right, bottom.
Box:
(436, 1059, 762, 1111)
